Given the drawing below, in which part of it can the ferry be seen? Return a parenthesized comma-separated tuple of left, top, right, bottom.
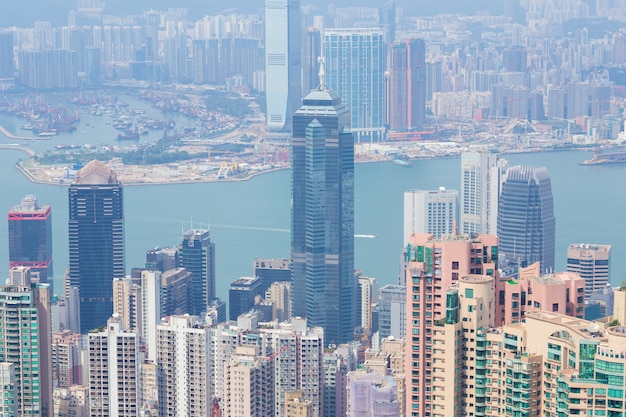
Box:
(580, 147, 626, 166)
(393, 158, 412, 167)
(38, 131, 57, 137)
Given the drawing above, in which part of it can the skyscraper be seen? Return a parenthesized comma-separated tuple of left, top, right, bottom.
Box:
(324, 28, 386, 143)
(460, 152, 508, 235)
(497, 166, 556, 272)
(68, 160, 124, 333)
(179, 228, 215, 315)
(8, 195, 53, 284)
(265, 0, 302, 131)
(303, 28, 321, 97)
(403, 188, 458, 242)
(388, 38, 426, 131)
(567, 243, 611, 297)
(291, 76, 356, 344)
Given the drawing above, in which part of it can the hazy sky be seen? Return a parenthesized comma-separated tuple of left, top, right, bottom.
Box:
(2, 0, 504, 28)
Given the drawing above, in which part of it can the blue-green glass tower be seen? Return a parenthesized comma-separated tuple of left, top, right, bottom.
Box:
(291, 78, 356, 344)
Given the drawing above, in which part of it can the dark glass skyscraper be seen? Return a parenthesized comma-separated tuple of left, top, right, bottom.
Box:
(179, 229, 215, 315)
(497, 166, 555, 273)
(68, 160, 124, 333)
(8, 195, 53, 284)
(291, 82, 356, 344)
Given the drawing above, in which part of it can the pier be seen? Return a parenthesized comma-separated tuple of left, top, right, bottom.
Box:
(0, 124, 49, 141)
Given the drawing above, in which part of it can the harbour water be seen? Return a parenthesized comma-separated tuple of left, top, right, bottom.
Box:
(0, 94, 624, 299)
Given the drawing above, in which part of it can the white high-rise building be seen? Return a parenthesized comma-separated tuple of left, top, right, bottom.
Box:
(265, 0, 302, 131)
(324, 28, 386, 142)
(141, 270, 161, 362)
(88, 316, 140, 417)
(403, 188, 458, 242)
(156, 315, 211, 417)
(567, 243, 612, 297)
(460, 152, 508, 235)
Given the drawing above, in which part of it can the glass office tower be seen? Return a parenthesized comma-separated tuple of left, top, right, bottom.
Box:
(291, 83, 356, 344)
(68, 160, 124, 333)
(497, 165, 555, 272)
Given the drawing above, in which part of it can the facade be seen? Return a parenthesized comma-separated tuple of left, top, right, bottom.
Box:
(211, 317, 324, 417)
(51, 330, 82, 389)
(160, 267, 192, 317)
(265, 281, 292, 322)
(0, 283, 52, 417)
(346, 371, 400, 417)
(405, 233, 500, 416)
(229, 276, 262, 320)
(88, 317, 140, 417)
(303, 28, 321, 97)
(140, 270, 161, 362)
(497, 165, 556, 272)
(179, 228, 215, 315)
(68, 160, 124, 333)
(363, 337, 406, 417)
(460, 152, 508, 235)
(324, 28, 386, 142)
(224, 346, 274, 417)
(567, 243, 612, 297)
(265, 0, 301, 131)
(378, 284, 406, 340)
(156, 315, 210, 417)
(8, 195, 53, 284)
(112, 278, 141, 332)
(253, 258, 291, 295)
(284, 391, 313, 417)
(0, 363, 17, 417)
(291, 81, 356, 345)
(358, 276, 378, 333)
(403, 188, 458, 242)
(388, 38, 426, 131)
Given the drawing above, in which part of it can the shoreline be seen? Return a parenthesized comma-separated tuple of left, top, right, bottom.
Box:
(10, 147, 590, 187)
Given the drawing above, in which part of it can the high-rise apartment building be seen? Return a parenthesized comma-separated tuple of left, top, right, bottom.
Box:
(405, 233, 500, 416)
(0, 362, 17, 417)
(112, 278, 141, 332)
(265, 0, 301, 131)
(68, 160, 124, 333)
(8, 195, 53, 284)
(291, 76, 356, 344)
(346, 371, 400, 416)
(51, 330, 83, 389)
(285, 391, 313, 417)
(211, 317, 324, 417)
(324, 28, 386, 142)
(156, 315, 211, 417)
(497, 165, 556, 272)
(460, 152, 508, 235)
(160, 267, 192, 316)
(88, 316, 140, 417)
(265, 281, 292, 322)
(404, 188, 458, 242)
(224, 346, 275, 417)
(567, 243, 612, 297)
(179, 228, 215, 315)
(388, 38, 426, 131)
(0, 282, 52, 417)
(0, 31, 15, 81)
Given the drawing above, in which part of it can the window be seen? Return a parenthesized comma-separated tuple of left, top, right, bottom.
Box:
(552, 303, 559, 312)
(452, 261, 459, 270)
(465, 288, 474, 298)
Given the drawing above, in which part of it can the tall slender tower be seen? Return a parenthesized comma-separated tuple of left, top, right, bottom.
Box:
(497, 166, 556, 272)
(179, 228, 215, 315)
(265, 0, 302, 131)
(388, 38, 426, 131)
(460, 152, 508, 235)
(291, 70, 356, 344)
(68, 160, 124, 333)
(8, 195, 53, 284)
(0, 280, 52, 417)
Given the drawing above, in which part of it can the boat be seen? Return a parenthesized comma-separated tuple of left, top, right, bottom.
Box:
(38, 131, 57, 137)
(580, 147, 626, 166)
(117, 132, 140, 141)
(393, 158, 412, 167)
(355, 234, 378, 239)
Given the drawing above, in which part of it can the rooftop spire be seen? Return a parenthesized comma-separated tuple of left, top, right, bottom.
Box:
(317, 56, 326, 91)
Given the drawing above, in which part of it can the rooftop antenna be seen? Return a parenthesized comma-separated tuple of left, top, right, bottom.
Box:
(317, 56, 326, 91)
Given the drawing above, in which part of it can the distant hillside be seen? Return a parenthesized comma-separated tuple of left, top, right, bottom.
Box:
(2, 0, 504, 28)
